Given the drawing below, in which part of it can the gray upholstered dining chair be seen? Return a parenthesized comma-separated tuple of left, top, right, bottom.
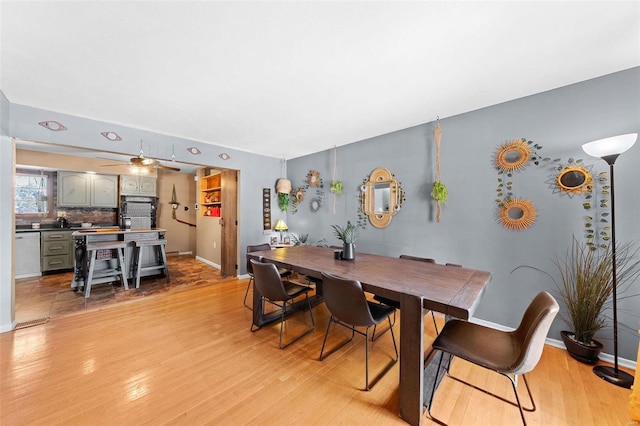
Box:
(371, 254, 439, 340)
(425, 291, 559, 425)
(249, 260, 314, 349)
(319, 272, 398, 391)
(243, 243, 291, 309)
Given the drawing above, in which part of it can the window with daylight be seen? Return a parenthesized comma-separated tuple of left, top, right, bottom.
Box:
(15, 169, 54, 217)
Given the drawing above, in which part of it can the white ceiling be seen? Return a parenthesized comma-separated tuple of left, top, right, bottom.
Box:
(2, 1, 639, 160)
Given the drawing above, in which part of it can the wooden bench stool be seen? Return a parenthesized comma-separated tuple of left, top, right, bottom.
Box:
(84, 241, 128, 298)
(133, 239, 170, 288)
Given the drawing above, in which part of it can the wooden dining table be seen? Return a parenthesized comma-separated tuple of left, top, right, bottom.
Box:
(248, 245, 491, 426)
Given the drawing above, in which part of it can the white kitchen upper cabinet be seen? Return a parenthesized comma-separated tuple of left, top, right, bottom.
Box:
(58, 171, 118, 207)
(138, 176, 157, 195)
(58, 171, 91, 207)
(91, 174, 118, 207)
(120, 175, 139, 194)
(120, 175, 156, 196)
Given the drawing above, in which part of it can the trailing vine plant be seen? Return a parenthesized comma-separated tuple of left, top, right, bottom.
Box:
(494, 138, 555, 231)
(356, 177, 369, 229)
(584, 170, 610, 250)
(547, 157, 609, 250)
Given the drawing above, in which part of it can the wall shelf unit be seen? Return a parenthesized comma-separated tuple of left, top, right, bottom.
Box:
(200, 173, 222, 217)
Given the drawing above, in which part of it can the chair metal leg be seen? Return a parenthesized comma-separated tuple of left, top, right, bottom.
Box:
(372, 309, 439, 342)
(319, 316, 355, 361)
(243, 276, 253, 310)
(321, 314, 397, 391)
(371, 310, 396, 341)
(277, 293, 315, 349)
(365, 316, 398, 391)
(278, 301, 288, 349)
(365, 327, 370, 390)
(430, 310, 439, 335)
(248, 293, 314, 349)
(427, 354, 536, 426)
(425, 349, 446, 422)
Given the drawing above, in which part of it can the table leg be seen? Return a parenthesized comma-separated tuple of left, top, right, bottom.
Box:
(399, 293, 424, 426)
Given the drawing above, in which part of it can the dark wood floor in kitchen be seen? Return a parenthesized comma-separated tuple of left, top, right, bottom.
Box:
(14, 254, 237, 324)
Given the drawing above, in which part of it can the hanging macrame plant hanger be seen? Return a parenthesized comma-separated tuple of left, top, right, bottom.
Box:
(431, 118, 448, 222)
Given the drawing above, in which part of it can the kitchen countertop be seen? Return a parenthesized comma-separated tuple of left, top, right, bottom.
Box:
(71, 228, 166, 236)
(16, 224, 119, 233)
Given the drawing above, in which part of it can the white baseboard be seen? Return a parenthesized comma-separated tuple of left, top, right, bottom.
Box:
(0, 319, 17, 333)
(15, 272, 42, 279)
(471, 317, 636, 370)
(195, 256, 220, 269)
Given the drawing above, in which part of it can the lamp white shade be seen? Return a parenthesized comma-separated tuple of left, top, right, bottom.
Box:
(274, 219, 288, 231)
(582, 133, 637, 158)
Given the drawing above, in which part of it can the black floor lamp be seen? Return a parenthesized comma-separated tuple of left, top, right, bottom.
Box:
(582, 132, 637, 389)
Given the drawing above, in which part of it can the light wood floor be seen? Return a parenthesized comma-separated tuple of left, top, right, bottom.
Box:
(2, 255, 635, 425)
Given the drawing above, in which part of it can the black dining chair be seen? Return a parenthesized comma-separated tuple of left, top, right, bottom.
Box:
(244, 243, 291, 309)
(319, 272, 398, 391)
(249, 260, 315, 349)
(425, 291, 559, 425)
(371, 254, 439, 340)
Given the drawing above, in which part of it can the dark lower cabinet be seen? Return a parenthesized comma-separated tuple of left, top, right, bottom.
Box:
(41, 230, 73, 272)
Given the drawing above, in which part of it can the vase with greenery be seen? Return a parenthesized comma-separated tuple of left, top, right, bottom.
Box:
(331, 220, 360, 260)
(517, 237, 640, 364)
(290, 233, 309, 246)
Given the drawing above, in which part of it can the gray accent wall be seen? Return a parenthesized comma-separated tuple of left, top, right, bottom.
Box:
(287, 67, 640, 361)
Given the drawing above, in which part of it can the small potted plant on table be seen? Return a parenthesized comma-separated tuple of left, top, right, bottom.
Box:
(331, 221, 360, 260)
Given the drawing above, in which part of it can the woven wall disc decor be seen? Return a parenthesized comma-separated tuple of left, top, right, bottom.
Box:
(498, 198, 537, 231)
(556, 165, 593, 195)
(495, 138, 531, 173)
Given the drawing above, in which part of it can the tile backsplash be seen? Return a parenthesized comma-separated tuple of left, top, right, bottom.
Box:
(16, 207, 118, 227)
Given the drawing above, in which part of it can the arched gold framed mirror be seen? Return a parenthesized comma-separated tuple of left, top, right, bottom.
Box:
(494, 138, 531, 173)
(556, 165, 593, 195)
(360, 167, 404, 228)
(498, 198, 537, 231)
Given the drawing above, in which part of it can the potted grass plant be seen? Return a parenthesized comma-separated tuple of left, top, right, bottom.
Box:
(331, 220, 360, 260)
(519, 237, 640, 364)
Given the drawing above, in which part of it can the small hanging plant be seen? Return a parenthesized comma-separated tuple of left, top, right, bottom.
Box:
(276, 178, 291, 212)
(278, 192, 289, 212)
(330, 180, 343, 195)
(431, 181, 448, 204)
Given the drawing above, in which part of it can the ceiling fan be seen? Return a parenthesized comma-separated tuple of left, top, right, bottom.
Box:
(103, 141, 181, 172)
(128, 155, 180, 172)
